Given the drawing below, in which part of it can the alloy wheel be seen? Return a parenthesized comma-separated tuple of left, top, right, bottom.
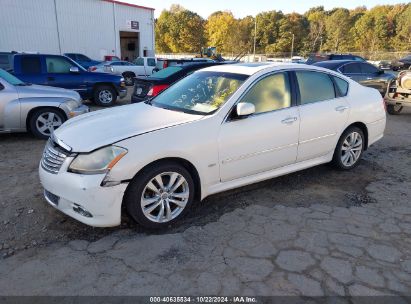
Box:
(35, 112, 63, 136)
(341, 131, 363, 167)
(99, 90, 113, 104)
(140, 172, 189, 223)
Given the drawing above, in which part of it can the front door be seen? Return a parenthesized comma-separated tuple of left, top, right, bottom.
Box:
(218, 72, 300, 182)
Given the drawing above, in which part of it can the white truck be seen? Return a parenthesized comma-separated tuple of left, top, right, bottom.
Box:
(92, 57, 157, 86)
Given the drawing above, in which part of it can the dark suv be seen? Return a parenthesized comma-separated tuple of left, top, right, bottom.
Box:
(307, 54, 366, 65)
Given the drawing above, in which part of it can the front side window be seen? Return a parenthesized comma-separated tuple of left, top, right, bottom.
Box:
(240, 72, 291, 114)
(21, 57, 42, 74)
(152, 71, 248, 115)
(360, 63, 379, 74)
(296, 71, 335, 105)
(46, 57, 73, 73)
(147, 58, 156, 66)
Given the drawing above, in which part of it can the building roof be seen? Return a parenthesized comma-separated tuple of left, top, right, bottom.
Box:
(102, 0, 155, 11)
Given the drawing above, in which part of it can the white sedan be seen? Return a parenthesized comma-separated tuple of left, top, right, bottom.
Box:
(39, 63, 386, 228)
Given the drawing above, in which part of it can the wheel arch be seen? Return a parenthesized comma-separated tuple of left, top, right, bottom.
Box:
(125, 157, 202, 202)
(92, 82, 118, 96)
(26, 106, 67, 132)
(343, 122, 369, 150)
(122, 71, 136, 77)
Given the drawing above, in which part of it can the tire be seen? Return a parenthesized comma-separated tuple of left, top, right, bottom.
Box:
(29, 108, 66, 139)
(332, 126, 365, 170)
(124, 161, 195, 229)
(123, 72, 135, 86)
(93, 85, 117, 106)
(386, 104, 403, 115)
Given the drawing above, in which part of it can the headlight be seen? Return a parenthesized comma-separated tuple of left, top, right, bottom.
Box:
(64, 99, 80, 110)
(68, 146, 127, 174)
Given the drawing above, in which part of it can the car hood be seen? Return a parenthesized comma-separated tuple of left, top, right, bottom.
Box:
(54, 103, 204, 152)
(16, 84, 81, 101)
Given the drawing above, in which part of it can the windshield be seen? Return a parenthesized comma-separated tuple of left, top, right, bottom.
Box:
(0, 68, 25, 85)
(151, 71, 248, 115)
(150, 66, 182, 79)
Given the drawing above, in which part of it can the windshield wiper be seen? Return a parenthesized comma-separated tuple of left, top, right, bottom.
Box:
(144, 98, 153, 105)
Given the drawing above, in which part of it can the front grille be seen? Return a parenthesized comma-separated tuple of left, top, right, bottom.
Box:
(134, 81, 151, 97)
(41, 139, 69, 174)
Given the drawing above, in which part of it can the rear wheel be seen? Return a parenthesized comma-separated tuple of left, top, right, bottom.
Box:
(29, 108, 66, 139)
(386, 104, 403, 115)
(93, 85, 117, 106)
(125, 162, 195, 229)
(332, 127, 365, 170)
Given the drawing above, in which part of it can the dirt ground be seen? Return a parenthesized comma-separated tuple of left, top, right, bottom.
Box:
(0, 94, 410, 258)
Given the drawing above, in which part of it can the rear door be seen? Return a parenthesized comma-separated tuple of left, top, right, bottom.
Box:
(45, 55, 86, 93)
(358, 62, 386, 94)
(295, 70, 350, 162)
(14, 56, 46, 85)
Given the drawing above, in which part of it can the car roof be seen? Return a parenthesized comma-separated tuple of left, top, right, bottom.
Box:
(200, 62, 316, 75)
(312, 60, 366, 69)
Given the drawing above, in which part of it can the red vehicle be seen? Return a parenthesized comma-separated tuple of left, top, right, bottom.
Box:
(104, 55, 121, 62)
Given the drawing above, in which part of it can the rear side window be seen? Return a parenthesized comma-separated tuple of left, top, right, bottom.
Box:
(21, 56, 42, 74)
(340, 63, 361, 74)
(296, 71, 335, 104)
(134, 58, 144, 66)
(332, 76, 349, 96)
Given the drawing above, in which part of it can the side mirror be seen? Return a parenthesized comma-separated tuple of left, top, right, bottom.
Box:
(70, 67, 80, 73)
(236, 102, 255, 117)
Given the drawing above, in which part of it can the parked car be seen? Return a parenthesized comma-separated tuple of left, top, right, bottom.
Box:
(39, 63, 386, 228)
(0, 52, 14, 71)
(377, 60, 393, 70)
(92, 60, 153, 86)
(63, 53, 102, 70)
(132, 57, 157, 75)
(385, 70, 411, 115)
(313, 60, 396, 95)
(306, 54, 366, 65)
(10, 54, 127, 106)
(131, 62, 223, 103)
(0, 68, 88, 139)
(154, 58, 214, 72)
(397, 55, 411, 70)
(104, 55, 121, 62)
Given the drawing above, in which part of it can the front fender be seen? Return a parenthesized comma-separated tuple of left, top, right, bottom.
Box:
(20, 97, 69, 129)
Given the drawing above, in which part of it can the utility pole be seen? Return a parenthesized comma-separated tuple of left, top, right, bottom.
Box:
(253, 16, 257, 62)
(290, 33, 295, 59)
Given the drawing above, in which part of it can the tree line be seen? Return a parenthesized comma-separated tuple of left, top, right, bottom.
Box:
(155, 3, 411, 57)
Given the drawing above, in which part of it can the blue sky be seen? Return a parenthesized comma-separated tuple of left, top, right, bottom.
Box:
(129, 0, 406, 17)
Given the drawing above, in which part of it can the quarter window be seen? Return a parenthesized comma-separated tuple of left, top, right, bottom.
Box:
(240, 72, 291, 114)
(46, 57, 73, 73)
(332, 76, 349, 96)
(296, 71, 335, 104)
(21, 57, 42, 74)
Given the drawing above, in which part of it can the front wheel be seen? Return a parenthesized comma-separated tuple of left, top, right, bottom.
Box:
(332, 127, 365, 170)
(123, 73, 135, 86)
(386, 104, 403, 115)
(29, 108, 66, 139)
(125, 162, 195, 229)
(93, 85, 117, 106)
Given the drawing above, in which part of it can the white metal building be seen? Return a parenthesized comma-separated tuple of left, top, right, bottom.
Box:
(0, 0, 155, 60)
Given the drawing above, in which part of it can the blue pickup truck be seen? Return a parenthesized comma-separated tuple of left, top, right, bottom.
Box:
(10, 53, 127, 106)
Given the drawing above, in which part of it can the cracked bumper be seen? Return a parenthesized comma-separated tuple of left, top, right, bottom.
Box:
(39, 159, 127, 227)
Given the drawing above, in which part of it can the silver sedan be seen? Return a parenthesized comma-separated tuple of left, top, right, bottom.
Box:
(0, 69, 89, 139)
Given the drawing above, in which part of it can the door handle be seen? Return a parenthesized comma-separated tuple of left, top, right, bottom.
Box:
(335, 106, 349, 112)
(281, 117, 298, 124)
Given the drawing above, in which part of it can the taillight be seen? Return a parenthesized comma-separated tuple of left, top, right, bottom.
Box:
(163, 60, 168, 69)
(88, 66, 97, 72)
(147, 84, 169, 96)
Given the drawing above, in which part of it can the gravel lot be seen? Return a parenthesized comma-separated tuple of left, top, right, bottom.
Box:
(0, 91, 410, 296)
